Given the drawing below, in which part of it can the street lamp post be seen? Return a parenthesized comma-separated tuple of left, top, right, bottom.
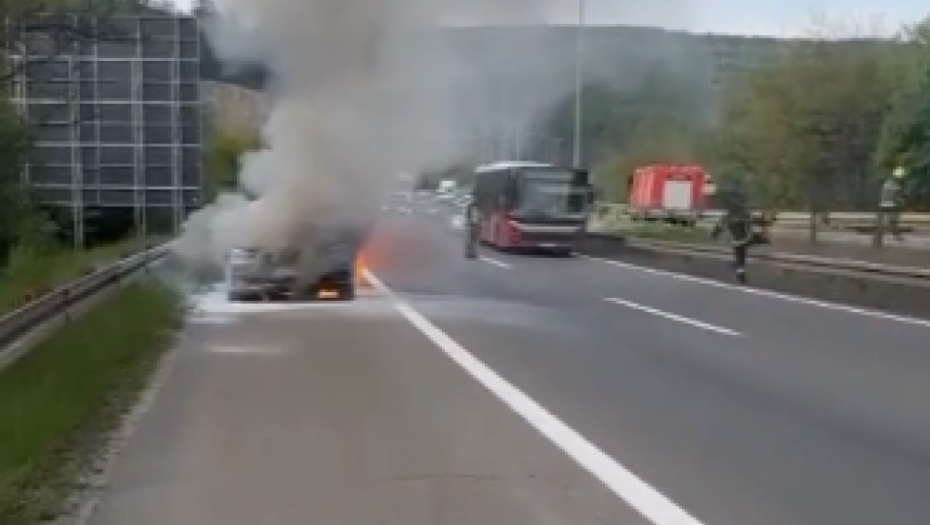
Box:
(571, 0, 585, 167)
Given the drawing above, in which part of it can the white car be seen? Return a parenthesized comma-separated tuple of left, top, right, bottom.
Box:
(225, 247, 267, 298)
(453, 195, 472, 208)
(226, 247, 262, 275)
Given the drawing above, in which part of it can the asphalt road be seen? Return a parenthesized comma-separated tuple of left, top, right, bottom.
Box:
(88, 217, 930, 525)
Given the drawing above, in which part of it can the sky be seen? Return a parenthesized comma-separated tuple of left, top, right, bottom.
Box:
(168, 0, 926, 37)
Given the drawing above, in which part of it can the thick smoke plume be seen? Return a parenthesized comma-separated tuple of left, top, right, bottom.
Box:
(171, 0, 562, 273)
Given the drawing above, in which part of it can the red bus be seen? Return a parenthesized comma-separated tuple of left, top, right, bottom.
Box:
(469, 161, 594, 256)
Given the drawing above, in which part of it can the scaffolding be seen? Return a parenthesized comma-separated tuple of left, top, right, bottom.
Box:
(14, 14, 203, 241)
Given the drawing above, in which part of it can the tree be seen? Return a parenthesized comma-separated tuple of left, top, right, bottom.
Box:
(537, 66, 710, 200)
(594, 119, 711, 202)
(719, 22, 897, 239)
(538, 66, 701, 169)
(874, 17, 930, 209)
(0, 93, 57, 259)
(204, 125, 263, 199)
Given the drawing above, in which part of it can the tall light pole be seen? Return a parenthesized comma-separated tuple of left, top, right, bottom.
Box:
(571, 0, 586, 167)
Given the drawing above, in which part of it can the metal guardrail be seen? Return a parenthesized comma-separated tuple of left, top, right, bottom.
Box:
(0, 245, 167, 354)
(430, 197, 930, 224)
(699, 210, 930, 224)
(592, 235, 930, 281)
(596, 203, 930, 225)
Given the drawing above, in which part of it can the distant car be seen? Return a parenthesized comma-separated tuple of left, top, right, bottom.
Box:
(227, 246, 261, 266)
(225, 246, 273, 300)
(381, 191, 415, 213)
(453, 195, 472, 208)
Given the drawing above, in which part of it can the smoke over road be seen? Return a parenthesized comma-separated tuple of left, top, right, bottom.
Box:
(170, 0, 564, 274)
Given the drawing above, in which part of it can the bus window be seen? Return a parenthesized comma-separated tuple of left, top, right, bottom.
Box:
(512, 169, 589, 216)
(472, 174, 489, 209)
(503, 170, 519, 208)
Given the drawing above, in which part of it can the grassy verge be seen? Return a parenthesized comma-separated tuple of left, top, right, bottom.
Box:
(0, 280, 181, 524)
(605, 220, 717, 244)
(0, 238, 157, 316)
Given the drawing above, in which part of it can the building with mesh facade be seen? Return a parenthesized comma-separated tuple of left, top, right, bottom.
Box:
(12, 13, 203, 240)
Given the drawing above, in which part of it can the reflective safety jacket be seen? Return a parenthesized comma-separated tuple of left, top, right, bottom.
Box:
(880, 178, 902, 209)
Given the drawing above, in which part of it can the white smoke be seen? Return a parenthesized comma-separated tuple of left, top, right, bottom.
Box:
(170, 0, 570, 273)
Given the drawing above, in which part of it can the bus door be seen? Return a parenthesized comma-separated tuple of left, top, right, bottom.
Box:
(492, 173, 520, 247)
(482, 207, 497, 245)
(487, 210, 512, 247)
(475, 170, 508, 246)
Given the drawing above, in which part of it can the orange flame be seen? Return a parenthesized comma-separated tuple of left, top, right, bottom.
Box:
(355, 250, 370, 287)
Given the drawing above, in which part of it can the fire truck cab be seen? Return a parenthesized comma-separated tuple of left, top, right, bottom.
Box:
(627, 164, 712, 226)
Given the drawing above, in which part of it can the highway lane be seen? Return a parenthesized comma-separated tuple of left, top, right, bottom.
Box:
(88, 287, 652, 524)
(442, 233, 930, 445)
(369, 217, 930, 525)
(87, 216, 930, 525)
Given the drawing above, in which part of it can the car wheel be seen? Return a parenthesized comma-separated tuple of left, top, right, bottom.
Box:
(338, 283, 356, 301)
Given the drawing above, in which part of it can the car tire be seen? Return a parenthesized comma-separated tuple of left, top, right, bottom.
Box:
(230, 290, 258, 302)
(338, 283, 356, 301)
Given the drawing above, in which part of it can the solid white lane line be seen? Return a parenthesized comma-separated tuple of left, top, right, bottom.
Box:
(480, 256, 511, 268)
(581, 254, 930, 328)
(364, 269, 706, 525)
(604, 297, 742, 337)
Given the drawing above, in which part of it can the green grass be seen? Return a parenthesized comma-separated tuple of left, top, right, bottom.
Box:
(0, 280, 181, 524)
(606, 220, 717, 244)
(0, 238, 156, 316)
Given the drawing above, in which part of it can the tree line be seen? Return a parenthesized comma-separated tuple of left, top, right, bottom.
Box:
(537, 17, 930, 215)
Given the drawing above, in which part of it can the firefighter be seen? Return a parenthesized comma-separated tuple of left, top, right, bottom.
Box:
(711, 190, 755, 284)
(878, 167, 906, 240)
(464, 201, 479, 259)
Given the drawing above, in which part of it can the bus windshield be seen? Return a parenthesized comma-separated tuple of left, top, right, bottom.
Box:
(515, 170, 589, 216)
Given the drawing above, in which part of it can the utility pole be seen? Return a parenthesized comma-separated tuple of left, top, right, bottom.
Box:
(571, 0, 586, 167)
(69, 53, 84, 249)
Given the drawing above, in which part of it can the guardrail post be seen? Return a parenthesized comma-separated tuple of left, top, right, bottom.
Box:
(873, 209, 885, 248)
(62, 289, 72, 324)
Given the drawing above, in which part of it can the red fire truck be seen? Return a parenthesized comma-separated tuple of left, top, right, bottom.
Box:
(627, 164, 713, 225)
